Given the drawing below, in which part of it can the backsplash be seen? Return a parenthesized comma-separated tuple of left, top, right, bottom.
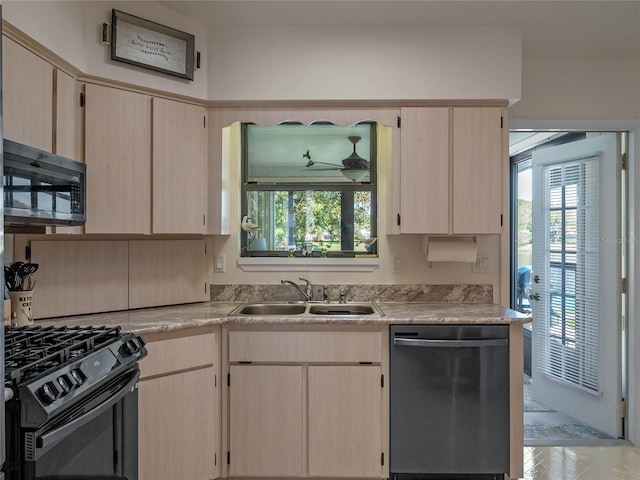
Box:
(210, 284, 493, 303)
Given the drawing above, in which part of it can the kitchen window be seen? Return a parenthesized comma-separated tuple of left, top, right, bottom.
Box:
(240, 122, 378, 258)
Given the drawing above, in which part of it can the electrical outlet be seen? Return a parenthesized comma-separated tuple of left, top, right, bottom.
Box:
(472, 255, 490, 273)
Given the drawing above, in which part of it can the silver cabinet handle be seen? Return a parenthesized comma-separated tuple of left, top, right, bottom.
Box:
(393, 338, 508, 348)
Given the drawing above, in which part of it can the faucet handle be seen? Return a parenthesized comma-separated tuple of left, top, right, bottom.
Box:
(298, 277, 313, 301)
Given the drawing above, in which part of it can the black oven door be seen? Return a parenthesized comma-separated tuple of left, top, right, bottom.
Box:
(21, 368, 139, 480)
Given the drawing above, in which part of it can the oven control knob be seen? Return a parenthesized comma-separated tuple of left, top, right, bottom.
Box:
(57, 374, 73, 394)
(70, 368, 86, 386)
(39, 381, 61, 405)
(123, 337, 141, 355)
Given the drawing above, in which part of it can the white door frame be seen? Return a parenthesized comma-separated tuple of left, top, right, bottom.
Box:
(508, 119, 640, 445)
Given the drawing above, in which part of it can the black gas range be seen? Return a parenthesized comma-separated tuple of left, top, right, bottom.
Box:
(3, 325, 147, 480)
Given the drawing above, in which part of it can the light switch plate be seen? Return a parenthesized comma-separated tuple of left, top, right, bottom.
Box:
(215, 254, 226, 273)
(393, 256, 402, 273)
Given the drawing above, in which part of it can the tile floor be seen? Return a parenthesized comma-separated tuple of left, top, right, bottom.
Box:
(521, 375, 640, 478)
(521, 445, 640, 479)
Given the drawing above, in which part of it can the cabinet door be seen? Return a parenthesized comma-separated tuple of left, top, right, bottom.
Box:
(129, 239, 208, 309)
(55, 70, 79, 160)
(84, 84, 152, 234)
(2, 37, 53, 151)
(30, 240, 129, 318)
(452, 107, 503, 234)
(139, 367, 216, 480)
(152, 98, 208, 233)
(399, 108, 450, 233)
(53, 71, 84, 234)
(308, 365, 382, 477)
(229, 365, 304, 477)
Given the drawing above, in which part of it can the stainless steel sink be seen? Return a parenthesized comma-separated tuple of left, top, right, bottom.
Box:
(308, 304, 377, 315)
(227, 301, 382, 317)
(228, 303, 307, 316)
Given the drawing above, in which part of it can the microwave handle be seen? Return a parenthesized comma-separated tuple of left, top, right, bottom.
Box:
(29, 368, 139, 460)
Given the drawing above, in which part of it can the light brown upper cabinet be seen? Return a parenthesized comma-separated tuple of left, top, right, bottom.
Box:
(451, 107, 504, 234)
(55, 70, 79, 160)
(398, 107, 504, 234)
(84, 84, 152, 234)
(128, 239, 208, 309)
(2, 37, 53, 151)
(152, 98, 208, 234)
(30, 240, 129, 319)
(83, 85, 208, 234)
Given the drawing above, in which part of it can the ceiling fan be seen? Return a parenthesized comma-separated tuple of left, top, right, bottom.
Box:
(303, 136, 369, 182)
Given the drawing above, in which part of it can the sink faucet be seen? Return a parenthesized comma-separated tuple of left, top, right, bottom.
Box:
(281, 277, 313, 301)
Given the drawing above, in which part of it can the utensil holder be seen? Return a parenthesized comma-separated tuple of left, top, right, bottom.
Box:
(9, 290, 34, 326)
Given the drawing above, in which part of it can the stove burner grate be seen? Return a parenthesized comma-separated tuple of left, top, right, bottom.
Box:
(4, 325, 122, 386)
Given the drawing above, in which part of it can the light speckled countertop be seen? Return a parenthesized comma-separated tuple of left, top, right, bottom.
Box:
(35, 301, 531, 335)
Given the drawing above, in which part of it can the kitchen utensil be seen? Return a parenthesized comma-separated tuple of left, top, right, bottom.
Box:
(5, 264, 23, 291)
(5, 266, 17, 291)
(18, 263, 38, 279)
(23, 264, 39, 291)
(5, 262, 39, 291)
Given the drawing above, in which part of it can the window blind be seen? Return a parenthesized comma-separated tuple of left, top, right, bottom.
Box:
(534, 155, 600, 393)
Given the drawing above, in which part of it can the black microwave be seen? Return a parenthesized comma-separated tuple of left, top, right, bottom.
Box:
(3, 139, 86, 226)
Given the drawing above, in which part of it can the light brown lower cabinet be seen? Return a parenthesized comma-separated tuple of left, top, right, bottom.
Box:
(225, 328, 386, 479)
(138, 330, 219, 480)
(308, 365, 382, 477)
(229, 365, 304, 477)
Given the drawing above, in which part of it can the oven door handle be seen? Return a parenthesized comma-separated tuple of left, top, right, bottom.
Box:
(393, 337, 508, 348)
(32, 369, 139, 460)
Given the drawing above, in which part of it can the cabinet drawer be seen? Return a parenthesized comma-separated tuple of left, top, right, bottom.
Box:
(141, 333, 215, 378)
(229, 331, 382, 363)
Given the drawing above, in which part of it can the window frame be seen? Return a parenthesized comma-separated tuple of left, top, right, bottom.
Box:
(240, 121, 378, 258)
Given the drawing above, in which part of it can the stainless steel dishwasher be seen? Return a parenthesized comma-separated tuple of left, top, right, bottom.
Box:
(389, 324, 510, 480)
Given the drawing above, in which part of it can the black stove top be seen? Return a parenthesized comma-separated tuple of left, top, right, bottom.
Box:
(4, 325, 146, 429)
(5, 325, 124, 387)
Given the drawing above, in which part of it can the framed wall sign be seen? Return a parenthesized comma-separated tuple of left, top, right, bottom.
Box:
(111, 9, 195, 80)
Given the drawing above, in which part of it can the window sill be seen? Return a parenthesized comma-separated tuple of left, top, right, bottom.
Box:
(237, 256, 379, 272)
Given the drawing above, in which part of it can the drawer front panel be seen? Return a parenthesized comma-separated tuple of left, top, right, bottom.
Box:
(229, 331, 382, 363)
(141, 333, 215, 378)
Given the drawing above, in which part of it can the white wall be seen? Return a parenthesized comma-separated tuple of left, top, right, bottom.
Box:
(509, 58, 640, 120)
(206, 25, 522, 102)
(2, 0, 210, 99)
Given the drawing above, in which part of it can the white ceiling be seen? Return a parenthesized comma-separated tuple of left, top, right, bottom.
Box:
(159, 0, 640, 59)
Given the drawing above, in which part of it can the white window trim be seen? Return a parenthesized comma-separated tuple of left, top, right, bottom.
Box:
(237, 257, 379, 272)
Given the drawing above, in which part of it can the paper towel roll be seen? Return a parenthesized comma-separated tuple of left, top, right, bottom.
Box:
(426, 238, 477, 263)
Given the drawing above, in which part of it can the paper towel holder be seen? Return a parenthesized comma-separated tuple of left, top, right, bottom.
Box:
(422, 235, 478, 264)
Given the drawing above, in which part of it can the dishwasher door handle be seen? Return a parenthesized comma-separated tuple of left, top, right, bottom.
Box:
(393, 337, 508, 348)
